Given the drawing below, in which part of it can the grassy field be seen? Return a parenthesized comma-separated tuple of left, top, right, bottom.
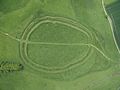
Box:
(0, 0, 120, 90)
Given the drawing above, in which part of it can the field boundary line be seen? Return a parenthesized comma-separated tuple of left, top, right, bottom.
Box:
(101, 0, 120, 54)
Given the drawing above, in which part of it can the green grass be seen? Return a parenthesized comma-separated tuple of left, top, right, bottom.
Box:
(0, 0, 29, 13)
(0, 0, 120, 90)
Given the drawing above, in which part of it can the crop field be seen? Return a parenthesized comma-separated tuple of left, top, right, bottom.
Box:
(0, 0, 120, 90)
(106, 0, 120, 50)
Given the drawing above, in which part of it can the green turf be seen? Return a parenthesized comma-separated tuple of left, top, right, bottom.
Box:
(0, 0, 120, 90)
